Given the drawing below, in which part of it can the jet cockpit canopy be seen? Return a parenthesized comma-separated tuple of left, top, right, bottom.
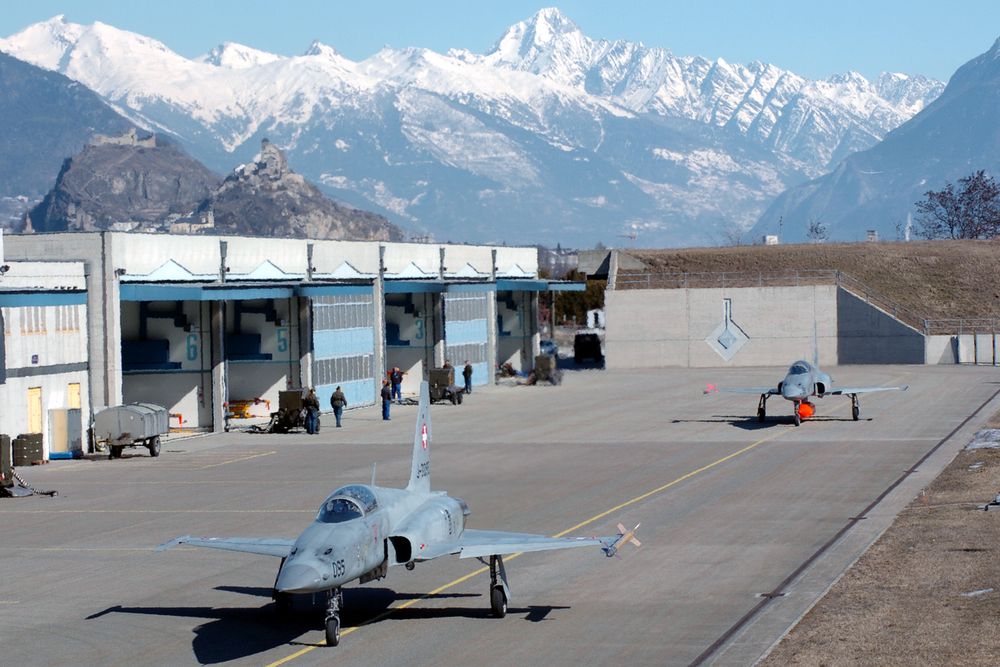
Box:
(317, 485, 379, 524)
(789, 362, 811, 375)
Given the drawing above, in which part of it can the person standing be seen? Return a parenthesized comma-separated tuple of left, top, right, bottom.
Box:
(462, 360, 473, 394)
(330, 385, 347, 428)
(380, 380, 392, 421)
(390, 366, 405, 404)
(302, 388, 320, 435)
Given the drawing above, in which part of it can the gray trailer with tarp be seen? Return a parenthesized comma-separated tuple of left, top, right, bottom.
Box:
(93, 403, 169, 459)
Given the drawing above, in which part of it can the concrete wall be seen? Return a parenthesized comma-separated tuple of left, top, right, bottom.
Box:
(836, 288, 925, 364)
(955, 335, 977, 364)
(605, 285, 838, 368)
(925, 336, 957, 364)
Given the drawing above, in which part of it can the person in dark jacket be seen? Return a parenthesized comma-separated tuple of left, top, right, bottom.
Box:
(380, 380, 392, 421)
(389, 366, 405, 404)
(462, 360, 473, 394)
(330, 386, 347, 427)
(302, 388, 320, 435)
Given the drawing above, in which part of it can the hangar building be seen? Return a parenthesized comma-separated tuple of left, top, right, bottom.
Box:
(1, 232, 580, 455)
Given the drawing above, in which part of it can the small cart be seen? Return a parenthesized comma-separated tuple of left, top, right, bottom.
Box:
(93, 403, 169, 459)
(428, 368, 464, 405)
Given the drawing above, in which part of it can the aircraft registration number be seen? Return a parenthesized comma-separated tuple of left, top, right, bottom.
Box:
(416, 461, 430, 479)
(331, 559, 346, 578)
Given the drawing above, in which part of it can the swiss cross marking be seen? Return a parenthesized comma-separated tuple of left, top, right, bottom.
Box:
(421, 423, 428, 450)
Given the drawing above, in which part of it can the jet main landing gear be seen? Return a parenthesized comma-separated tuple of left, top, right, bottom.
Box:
(850, 393, 860, 421)
(325, 587, 343, 646)
(793, 401, 801, 427)
(489, 554, 508, 618)
(757, 393, 768, 423)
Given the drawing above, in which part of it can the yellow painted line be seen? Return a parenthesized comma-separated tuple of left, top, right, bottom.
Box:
(0, 600, 20, 604)
(198, 450, 276, 469)
(266, 427, 790, 666)
(0, 547, 151, 551)
(0, 509, 308, 514)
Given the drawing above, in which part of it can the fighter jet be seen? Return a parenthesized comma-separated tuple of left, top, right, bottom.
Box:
(707, 355, 907, 425)
(159, 382, 634, 647)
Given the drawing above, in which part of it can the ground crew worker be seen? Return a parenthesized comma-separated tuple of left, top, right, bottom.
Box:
(330, 386, 347, 428)
(381, 380, 392, 421)
(303, 388, 320, 434)
(463, 360, 473, 394)
(390, 366, 405, 403)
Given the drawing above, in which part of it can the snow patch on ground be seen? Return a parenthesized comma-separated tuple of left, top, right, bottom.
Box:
(966, 429, 1000, 450)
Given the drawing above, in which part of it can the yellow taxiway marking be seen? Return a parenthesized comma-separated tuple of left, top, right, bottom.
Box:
(0, 600, 20, 604)
(266, 427, 792, 667)
(0, 509, 309, 514)
(0, 547, 151, 552)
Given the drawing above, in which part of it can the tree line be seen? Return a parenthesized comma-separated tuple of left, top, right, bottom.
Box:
(915, 170, 1000, 239)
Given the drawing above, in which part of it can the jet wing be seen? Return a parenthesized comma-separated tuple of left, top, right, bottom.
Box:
(448, 529, 613, 560)
(714, 387, 779, 395)
(830, 385, 909, 395)
(157, 535, 294, 558)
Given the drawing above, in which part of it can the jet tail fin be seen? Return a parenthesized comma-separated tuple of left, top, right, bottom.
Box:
(812, 320, 820, 368)
(406, 381, 432, 493)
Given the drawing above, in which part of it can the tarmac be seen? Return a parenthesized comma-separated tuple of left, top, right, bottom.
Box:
(2, 364, 998, 667)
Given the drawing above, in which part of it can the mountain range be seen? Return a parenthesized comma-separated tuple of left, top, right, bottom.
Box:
(0, 49, 133, 213)
(26, 130, 403, 241)
(0, 9, 947, 245)
(752, 38, 1000, 243)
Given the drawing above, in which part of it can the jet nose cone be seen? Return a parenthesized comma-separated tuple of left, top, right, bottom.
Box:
(782, 383, 807, 400)
(275, 563, 323, 593)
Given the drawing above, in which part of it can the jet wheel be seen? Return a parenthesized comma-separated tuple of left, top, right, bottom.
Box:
(490, 585, 507, 618)
(325, 616, 341, 646)
(852, 405, 860, 421)
(757, 407, 765, 423)
(793, 410, 801, 427)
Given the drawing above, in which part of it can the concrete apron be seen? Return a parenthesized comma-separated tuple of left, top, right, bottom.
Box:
(706, 385, 1000, 666)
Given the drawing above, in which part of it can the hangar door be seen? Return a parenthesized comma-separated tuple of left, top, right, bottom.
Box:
(312, 293, 376, 408)
(444, 291, 489, 387)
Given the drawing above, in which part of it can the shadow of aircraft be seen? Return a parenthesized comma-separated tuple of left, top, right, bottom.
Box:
(672, 414, 870, 430)
(86, 588, 483, 663)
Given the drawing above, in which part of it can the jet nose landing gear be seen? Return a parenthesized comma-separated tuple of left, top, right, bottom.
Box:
(325, 587, 343, 646)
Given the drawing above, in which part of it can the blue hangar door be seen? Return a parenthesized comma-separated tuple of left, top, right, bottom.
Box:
(311, 293, 376, 408)
(444, 291, 489, 387)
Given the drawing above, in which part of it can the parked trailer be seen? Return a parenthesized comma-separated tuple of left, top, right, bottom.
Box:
(93, 403, 169, 459)
(428, 368, 464, 405)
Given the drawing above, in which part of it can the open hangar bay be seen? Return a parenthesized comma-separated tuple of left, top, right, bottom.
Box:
(1, 364, 997, 666)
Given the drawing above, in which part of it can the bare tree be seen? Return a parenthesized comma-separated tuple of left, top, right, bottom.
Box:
(806, 219, 828, 243)
(720, 225, 745, 246)
(914, 170, 1000, 239)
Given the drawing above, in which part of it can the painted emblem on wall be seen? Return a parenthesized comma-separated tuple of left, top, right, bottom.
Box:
(705, 298, 749, 361)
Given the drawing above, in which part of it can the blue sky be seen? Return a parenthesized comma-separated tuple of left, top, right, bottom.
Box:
(1, 1, 998, 81)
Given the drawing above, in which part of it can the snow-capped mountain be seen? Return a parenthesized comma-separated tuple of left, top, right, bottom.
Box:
(468, 8, 943, 173)
(752, 37, 1000, 243)
(0, 9, 943, 245)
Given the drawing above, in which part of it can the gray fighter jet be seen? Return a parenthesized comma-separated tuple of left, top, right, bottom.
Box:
(707, 356, 907, 425)
(159, 382, 636, 646)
